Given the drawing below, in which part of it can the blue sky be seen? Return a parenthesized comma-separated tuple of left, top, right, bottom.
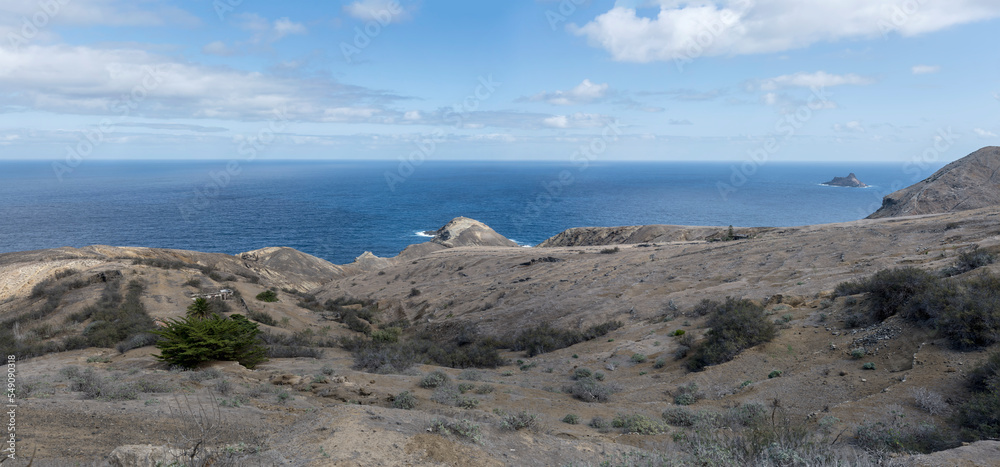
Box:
(0, 0, 998, 162)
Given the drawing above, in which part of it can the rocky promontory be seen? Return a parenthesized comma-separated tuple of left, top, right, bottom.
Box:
(868, 146, 1000, 219)
(822, 173, 868, 187)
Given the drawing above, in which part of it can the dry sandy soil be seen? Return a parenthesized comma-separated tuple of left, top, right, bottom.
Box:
(2, 206, 1000, 466)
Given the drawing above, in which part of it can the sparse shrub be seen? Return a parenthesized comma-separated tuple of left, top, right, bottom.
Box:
(572, 368, 593, 380)
(246, 309, 277, 327)
(431, 384, 461, 406)
(662, 407, 699, 427)
(276, 390, 291, 404)
(457, 396, 479, 409)
(631, 353, 647, 364)
(392, 391, 416, 410)
(184, 278, 201, 288)
(371, 327, 401, 344)
(685, 298, 776, 372)
(855, 407, 956, 453)
(458, 369, 482, 381)
(506, 320, 623, 357)
(214, 379, 233, 396)
(613, 413, 667, 435)
(255, 290, 279, 302)
(835, 267, 938, 321)
(943, 246, 996, 277)
(565, 377, 618, 403)
(344, 314, 372, 335)
(599, 247, 620, 254)
(862, 362, 876, 370)
(457, 383, 475, 393)
(955, 351, 1000, 441)
(562, 414, 580, 424)
(911, 388, 947, 416)
(673, 382, 700, 405)
(850, 348, 866, 359)
(593, 371, 605, 381)
(408, 288, 421, 298)
(428, 418, 482, 443)
(768, 370, 783, 378)
(653, 358, 666, 369)
(499, 410, 538, 431)
(474, 384, 495, 395)
(589, 417, 613, 433)
(673, 329, 686, 336)
(420, 370, 450, 388)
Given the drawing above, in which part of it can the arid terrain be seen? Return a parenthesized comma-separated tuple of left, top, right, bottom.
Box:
(2, 149, 1000, 466)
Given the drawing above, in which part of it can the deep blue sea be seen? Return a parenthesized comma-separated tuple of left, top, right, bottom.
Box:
(0, 160, 942, 264)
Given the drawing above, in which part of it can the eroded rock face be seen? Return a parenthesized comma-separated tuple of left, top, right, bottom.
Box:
(868, 146, 1000, 219)
(822, 173, 868, 187)
(429, 217, 519, 248)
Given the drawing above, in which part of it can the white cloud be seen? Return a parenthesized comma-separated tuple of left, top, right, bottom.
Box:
(755, 71, 874, 91)
(236, 14, 308, 44)
(526, 79, 611, 105)
(911, 65, 940, 74)
(834, 121, 866, 132)
(343, 0, 413, 23)
(403, 110, 422, 120)
(542, 113, 612, 129)
(572, 0, 1000, 62)
(0, 44, 405, 122)
(974, 128, 998, 138)
(202, 41, 236, 56)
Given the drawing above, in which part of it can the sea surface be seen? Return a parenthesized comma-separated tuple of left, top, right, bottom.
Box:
(0, 160, 942, 264)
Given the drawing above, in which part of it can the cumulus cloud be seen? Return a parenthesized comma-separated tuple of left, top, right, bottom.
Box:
(343, 0, 413, 23)
(202, 41, 236, 56)
(911, 65, 940, 74)
(974, 128, 998, 138)
(572, 0, 1000, 62)
(236, 14, 308, 43)
(524, 79, 611, 105)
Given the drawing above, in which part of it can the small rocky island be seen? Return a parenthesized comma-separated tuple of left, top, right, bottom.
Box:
(822, 173, 868, 187)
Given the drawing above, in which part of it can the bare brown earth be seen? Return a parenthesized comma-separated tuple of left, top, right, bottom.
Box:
(3, 206, 1000, 465)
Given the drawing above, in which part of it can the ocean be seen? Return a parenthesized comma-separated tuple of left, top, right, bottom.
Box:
(0, 159, 941, 264)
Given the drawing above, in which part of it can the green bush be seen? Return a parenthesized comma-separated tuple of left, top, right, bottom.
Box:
(564, 377, 618, 403)
(392, 391, 416, 410)
(572, 368, 593, 380)
(506, 320, 623, 357)
(631, 353, 647, 364)
(255, 290, 279, 302)
(499, 410, 538, 431)
(84, 280, 156, 350)
(956, 351, 1000, 441)
(563, 414, 580, 425)
(673, 382, 700, 405)
(428, 418, 482, 443)
(768, 370, 783, 379)
(246, 309, 277, 327)
(944, 246, 996, 277)
(420, 370, 450, 388)
(685, 298, 776, 372)
(612, 413, 668, 435)
(835, 267, 938, 322)
(653, 358, 666, 369)
(153, 314, 268, 369)
(863, 362, 876, 370)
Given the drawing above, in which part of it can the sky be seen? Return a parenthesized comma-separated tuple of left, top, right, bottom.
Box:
(0, 0, 998, 163)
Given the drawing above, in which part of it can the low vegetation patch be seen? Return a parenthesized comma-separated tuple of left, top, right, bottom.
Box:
(684, 298, 777, 372)
(564, 377, 619, 403)
(955, 350, 1000, 441)
(255, 290, 279, 302)
(837, 267, 1000, 350)
(428, 418, 482, 444)
(612, 413, 667, 435)
(505, 320, 623, 357)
